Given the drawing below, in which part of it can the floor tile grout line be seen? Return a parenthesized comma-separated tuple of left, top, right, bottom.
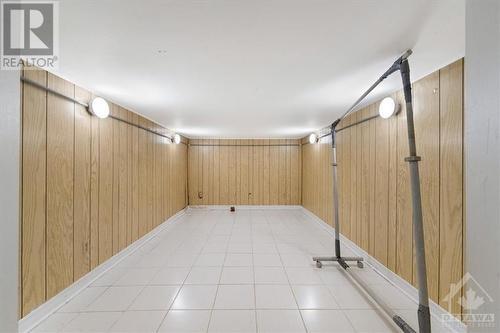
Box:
(155, 211, 213, 333)
(98, 232, 187, 332)
(154, 274, 188, 333)
(52, 284, 113, 332)
(273, 210, 309, 333)
(251, 211, 258, 333)
(206, 212, 232, 333)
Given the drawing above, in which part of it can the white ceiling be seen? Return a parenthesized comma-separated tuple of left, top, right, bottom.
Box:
(55, 0, 464, 138)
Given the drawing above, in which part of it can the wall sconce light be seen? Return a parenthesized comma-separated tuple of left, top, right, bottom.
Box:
(378, 96, 398, 119)
(173, 133, 181, 144)
(309, 133, 318, 144)
(88, 97, 110, 119)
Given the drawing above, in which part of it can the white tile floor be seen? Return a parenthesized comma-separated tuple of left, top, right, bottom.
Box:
(31, 208, 454, 333)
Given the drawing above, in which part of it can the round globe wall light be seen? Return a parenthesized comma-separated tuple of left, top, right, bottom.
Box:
(378, 97, 397, 119)
(89, 97, 110, 119)
(173, 133, 181, 144)
(309, 133, 318, 144)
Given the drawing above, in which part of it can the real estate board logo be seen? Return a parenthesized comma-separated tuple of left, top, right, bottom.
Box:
(1, 0, 58, 70)
(441, 272, 495, 329)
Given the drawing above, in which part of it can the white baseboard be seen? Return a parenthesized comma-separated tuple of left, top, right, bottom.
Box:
(18, 208, 187, 333)
(300, 207, 466, 333)
(188, 205, 302, 210)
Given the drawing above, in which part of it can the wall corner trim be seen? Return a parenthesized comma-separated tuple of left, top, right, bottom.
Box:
(18, 208, 187, 333)
(300, 207, 467, 333)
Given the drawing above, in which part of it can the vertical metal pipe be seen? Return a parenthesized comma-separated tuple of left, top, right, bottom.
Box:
(315, 51, 425, 333)
(400, 60, 431, 333)
(330, 126, 342, 258)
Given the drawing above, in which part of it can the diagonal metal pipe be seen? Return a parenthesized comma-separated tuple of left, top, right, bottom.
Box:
(313, 49, 431, 333)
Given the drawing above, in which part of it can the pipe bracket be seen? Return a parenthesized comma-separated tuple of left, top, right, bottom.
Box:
(404, 156, 421, 162)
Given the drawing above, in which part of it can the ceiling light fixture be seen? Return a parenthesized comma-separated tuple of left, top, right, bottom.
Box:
(378, 97, 397, 119)
(173, 133, 181, 144)
(308, 133, 318, 144)
(88, 97, 110, 119)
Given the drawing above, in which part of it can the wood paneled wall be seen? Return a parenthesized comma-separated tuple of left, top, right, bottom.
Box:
(188, 139, 301, 205)
(20, 67, 188, 317)
(301, 59, 464, 313)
